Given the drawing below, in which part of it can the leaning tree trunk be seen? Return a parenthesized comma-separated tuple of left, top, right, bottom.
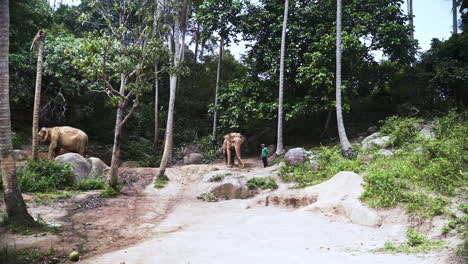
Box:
(211, 37, 224, 143)
(31, 30, 45, 161)
(108, 73, 126, 187)
(154, 63, 159, 149)
(276, 0, 289, 156)
(336, 0, 354, 157)
(0, 0, 35, 225)
(158, 18, 183, 178)
(453, 0, 458, 34)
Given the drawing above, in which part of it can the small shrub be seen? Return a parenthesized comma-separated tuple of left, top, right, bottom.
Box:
(76, 179, 106, 191)
(0, 246, 52, 264)
(247, 177, 278, 190)
(197, 192, 219, 202)
(30, 191, 74, 205)
(406, 228, 427, 246)
(379, 116, 422, 147)
(18, 160, 74, 193)
(403, 193, 448, 218)
(154, 176, 169, 189)
(101, 184, 122, 198)
(459, 203, 468, 214)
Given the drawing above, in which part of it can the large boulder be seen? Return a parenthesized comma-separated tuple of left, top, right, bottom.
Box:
(183, 153, 204, 165)
(12, 149, 30, 161)
(419, 125, 434, 140)
(87, 157, 109, 179)
(378, 149, 394, 156)
(284, 148, 307, 166)
(210, 178, 254, 200)
(363, 136, 391, 150)
(361, 132, 380, 145)
(55, 153, 91, 183)
(121, 161, 141, 168)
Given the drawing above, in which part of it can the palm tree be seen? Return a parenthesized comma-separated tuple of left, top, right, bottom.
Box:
(407, 0, 414, 40)
(275, 0, 289, 156)
(31, 30, 46, 161)
(157, 0, 188, 178)
(0, 0, 35, 225)
(453, 0, 458, 34)
(336, 0, 354, 158)
(211, 37, 223, 144)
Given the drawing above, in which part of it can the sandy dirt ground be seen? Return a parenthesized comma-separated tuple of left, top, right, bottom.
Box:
(0, 159, 455, 263)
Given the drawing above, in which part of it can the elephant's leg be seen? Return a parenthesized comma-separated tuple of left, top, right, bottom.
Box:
(235, 145, 244, 168)
(226, 146, 233, 167)
(48, 143, 58, 160)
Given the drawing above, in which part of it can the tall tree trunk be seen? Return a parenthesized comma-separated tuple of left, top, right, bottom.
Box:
(108, 73, 126, 187)
(0, 0, 35, 225)
(31, 30, 45, 161)
(154, 63, 159, 149)
(199, 38, 206, 62)
(276, 0, 289, 156)
(193, 23, 200, 64)
(158, 17, 183, 178)
(407, 0, 414, 40)
(211, 37, 223, 143)
(336, 0, 353, 156)
(453, 0, 458, 34)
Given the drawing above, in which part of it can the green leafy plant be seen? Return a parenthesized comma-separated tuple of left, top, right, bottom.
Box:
(17, 160, 74, 193)
(101, 184, 122, 198)
(154, 176, 169, 189)
(76, 179, 106, 191)
(0, 245, 53, 264)
(247, 177, 278, 190)
(379, 116, 422, 147)
(406, 228, 427, 246)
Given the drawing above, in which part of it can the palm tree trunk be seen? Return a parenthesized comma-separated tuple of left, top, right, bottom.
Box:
(211, 37, 223, 143)
(0, 0, 35, 225)
(276, 0, 289, 156)
(336, 0, 353, 155)
(407, 0, 414, 40)
(108, 73, 126, 187)
(453, 0, 458, 34)
(154, 63, 159, 149)
(31, 30, 45, 161)
(158, 17, 183, 178)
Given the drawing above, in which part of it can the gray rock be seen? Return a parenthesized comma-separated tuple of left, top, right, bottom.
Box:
(55, 153, 91, 183)
(363, 136, 391, 150)
(121, 161, 141, 168)
(362, 132, 380, 146)
(357, 136, 364, 142)
(210, 178, 254, 200)
(12, 149, 30, 161)
(87, 157, 109, 179)
(367, 126, 378, 134)
(419, 125, 434, 140)
(284, 148, 307, 166)
(183, 153, 204, 164)
(414, 147, 423, 154)
(378, 149, 394, 156)
(309, 160, 319, 169)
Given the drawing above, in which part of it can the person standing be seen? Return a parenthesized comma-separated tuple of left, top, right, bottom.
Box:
(261, 144, 268, 168)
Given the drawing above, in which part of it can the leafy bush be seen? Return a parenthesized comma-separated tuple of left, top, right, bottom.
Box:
(280, 146, 364, 187)
(403, 193, 448, 218)
(17, 160, 74, 192)
(76, 179, 106, 191)
(247, 177, 278, 190)
(406, 228, 427, 246)
(101, 184, 122, 198)
(154, 176, 169, 189)
(379, 116, 422, 147)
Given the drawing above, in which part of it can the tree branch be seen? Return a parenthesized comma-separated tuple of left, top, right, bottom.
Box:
(119, 96, 140, 130)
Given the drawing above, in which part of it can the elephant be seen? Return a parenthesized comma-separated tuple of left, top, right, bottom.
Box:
(38, 126, 88, 159)
(222, 133, 245, 168)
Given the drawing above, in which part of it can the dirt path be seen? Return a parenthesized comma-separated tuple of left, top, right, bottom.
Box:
(77, 162, 446, 264)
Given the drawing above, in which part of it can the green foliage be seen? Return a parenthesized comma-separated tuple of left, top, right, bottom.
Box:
(361, 112, 467, 217)
(246, 177, 278, 190)
(406, 228, 427, 246)
(379, 116, 422, 147)
(378, 239, 446, 254)
(197, 192, 219, 202)
(17, 160, 74, 193)
(280, 146, 364, 187)
(459, 203, 468, 214)
(76, 179, 106, 191)
(101, 184, 122, 198)
(0, 246, 53, 264)
(30, 191, 75, 205)
(154, 176, 169, 189)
